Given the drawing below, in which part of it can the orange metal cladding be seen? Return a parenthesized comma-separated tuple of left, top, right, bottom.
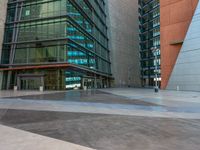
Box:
(160, 0, 199, 89)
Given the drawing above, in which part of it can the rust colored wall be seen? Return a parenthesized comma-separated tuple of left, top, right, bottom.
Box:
(160, 0, 198, 89)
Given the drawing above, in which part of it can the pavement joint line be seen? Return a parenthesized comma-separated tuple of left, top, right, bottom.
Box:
(99, 89, 200, 103)
(1, 104, 200, 119)
(1, 98, 200, 113)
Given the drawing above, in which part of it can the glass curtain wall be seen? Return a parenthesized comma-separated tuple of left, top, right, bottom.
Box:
(1, 0, 111, 90)
(139, 0, 161, 87)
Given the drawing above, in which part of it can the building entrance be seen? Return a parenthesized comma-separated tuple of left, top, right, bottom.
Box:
(17, 74, 44, 90)
(82, 77, 105, 89)
(83, 78, 95, 89)
(20, 78, 41, 90)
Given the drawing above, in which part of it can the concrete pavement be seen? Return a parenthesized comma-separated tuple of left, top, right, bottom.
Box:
(0, 88, 200, 150)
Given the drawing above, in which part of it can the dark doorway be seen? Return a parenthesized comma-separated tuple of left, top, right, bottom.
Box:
(17, 74, 44, 90)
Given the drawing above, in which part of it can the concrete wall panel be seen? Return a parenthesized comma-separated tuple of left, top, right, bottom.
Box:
(107, 0, 141, 87)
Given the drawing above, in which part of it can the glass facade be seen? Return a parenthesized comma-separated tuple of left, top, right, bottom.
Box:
(1, 0, 111, 90)
(139, 0, 161, 87)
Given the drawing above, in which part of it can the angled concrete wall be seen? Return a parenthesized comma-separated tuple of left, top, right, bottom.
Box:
(107, 0, 141, 87)
(167, 1, 200, 91)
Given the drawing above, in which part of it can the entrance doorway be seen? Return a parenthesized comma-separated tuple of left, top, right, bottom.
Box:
(20, 78, 41, 90)
(82, 77, 104, 89)
(83, 78, 95, 89)
(17, 74, 44, 90)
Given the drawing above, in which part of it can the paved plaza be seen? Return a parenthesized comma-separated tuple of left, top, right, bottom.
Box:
(0, 88, 200, 150)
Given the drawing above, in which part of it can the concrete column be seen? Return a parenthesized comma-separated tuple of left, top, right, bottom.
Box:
(6, 71, 12, 90)
(41, 76, 44, 87)
(94, 74, 97, 88)
(0, 0, 8, 61)
(81, 78, 85, 89)
(40, 76, 44, 91)
(0, 0, 8, 89)
(0, 72, 3, 90)
(17, 76, 21, 90)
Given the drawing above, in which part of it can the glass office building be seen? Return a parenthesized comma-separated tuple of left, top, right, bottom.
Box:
(0, 0, 111, 90)
(139, 0, 161, 87)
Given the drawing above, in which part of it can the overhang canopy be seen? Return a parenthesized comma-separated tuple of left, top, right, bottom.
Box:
(0, 63, 113, 79)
